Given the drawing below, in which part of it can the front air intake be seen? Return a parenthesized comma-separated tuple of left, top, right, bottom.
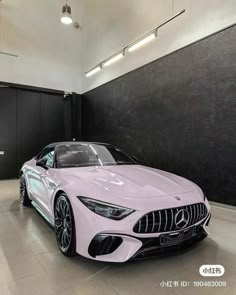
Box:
(88, 235, 123, 257)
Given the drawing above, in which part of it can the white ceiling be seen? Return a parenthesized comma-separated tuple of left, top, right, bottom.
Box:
(0, 0, 82, 92)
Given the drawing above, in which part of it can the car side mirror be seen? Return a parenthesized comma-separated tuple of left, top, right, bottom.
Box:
(36, 158, 48, 170)
(131, 156, 138, 162)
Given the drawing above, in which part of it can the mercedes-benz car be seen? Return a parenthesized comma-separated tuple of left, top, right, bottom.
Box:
(20, 142, 211, 262)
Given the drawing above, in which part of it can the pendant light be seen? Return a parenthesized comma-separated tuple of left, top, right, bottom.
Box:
(61, 2, 73, 25)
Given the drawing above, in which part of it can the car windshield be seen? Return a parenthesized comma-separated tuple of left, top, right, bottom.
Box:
(56, 143, 136, 168)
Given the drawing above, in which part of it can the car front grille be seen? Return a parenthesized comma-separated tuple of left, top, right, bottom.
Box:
(133, 203, 208, 234)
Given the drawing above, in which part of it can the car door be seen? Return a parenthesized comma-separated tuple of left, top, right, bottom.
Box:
(29, 147, 55, 216)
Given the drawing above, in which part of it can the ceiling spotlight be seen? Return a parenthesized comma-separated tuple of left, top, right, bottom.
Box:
(73, 22, 80, 29)
(61, 3, 73, 25)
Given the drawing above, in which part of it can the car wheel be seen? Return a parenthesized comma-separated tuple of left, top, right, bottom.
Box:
(54, 194, 77, 257)
(20, 174, 31, 206)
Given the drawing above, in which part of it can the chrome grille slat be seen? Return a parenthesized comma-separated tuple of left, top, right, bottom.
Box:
(145, 215, 148, 233)
(133, 203, 208, 234)
(199, 203, 202, 219)
(138, 220, 141, 232)
(189, 205, 193, 225)
(196, 204, 199, 223)
(158, 211, 161, 232)
(164, 210, 168, 232)
(193, 205, 196, 224)
(170, 209, 174, 231)
(151, 212, 155, 233)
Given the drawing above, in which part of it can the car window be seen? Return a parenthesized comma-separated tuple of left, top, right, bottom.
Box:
(56, 144, 136, 168)
(37, 147, 55, 168)
(42, 150, 55, 168)
(36, 147, 51, 160)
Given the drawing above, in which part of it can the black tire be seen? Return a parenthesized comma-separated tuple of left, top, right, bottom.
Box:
(54, 194, 77, 257)
(20, 174, 31, 206)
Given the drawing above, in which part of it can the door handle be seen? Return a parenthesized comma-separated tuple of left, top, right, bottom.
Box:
(0, 151, 5, 156)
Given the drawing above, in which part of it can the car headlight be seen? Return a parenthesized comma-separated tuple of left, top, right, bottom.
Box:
(78, 197, 135, 220)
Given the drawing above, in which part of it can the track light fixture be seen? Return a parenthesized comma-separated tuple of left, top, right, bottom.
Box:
(128, 32, 157, 52)
(61, 2, 73, 25)
(86, 66, 102, 77)
(103, 51, 124, 67)
(85, 9, 185, 77)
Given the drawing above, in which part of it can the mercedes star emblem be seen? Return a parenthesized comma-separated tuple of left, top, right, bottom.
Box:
(175, 209, 189, 229)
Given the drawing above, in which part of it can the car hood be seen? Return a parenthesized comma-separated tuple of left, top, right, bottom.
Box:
(59, 165, 196, 199)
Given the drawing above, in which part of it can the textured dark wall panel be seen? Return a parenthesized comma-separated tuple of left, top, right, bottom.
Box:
(82, 25, 236, 206)
(0, 88, 18, 179)
(18, 90, 41, 169)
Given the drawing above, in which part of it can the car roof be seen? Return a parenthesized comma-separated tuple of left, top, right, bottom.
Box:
(45, 141, 112, 149)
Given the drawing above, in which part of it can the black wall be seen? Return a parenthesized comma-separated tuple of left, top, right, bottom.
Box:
(82, 25, 236, 206)
(0, 85, 82, 179)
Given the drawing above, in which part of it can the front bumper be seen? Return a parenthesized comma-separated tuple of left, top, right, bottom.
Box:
(71, 193, 211, 262)
(132, 214, 210, 260)
(87, 213, 211, 261)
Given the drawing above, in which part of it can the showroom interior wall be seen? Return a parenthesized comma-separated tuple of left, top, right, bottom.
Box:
(0, 84, 82, 179)
(82, 25, 236, 206)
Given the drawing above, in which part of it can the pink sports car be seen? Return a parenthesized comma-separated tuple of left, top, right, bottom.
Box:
(20, 142, 211, 262)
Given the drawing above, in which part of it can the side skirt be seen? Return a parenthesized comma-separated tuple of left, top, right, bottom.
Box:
(31, 200, 54, 228)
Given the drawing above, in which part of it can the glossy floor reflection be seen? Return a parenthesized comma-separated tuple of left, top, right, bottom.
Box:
(0, 180, 235, 295)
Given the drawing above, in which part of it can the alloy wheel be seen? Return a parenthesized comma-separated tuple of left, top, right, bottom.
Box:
(55, 196, 73, 252)
(20, 176, 26, 204)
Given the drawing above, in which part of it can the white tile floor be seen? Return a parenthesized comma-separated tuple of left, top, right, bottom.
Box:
(0, 180, 235, 295)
